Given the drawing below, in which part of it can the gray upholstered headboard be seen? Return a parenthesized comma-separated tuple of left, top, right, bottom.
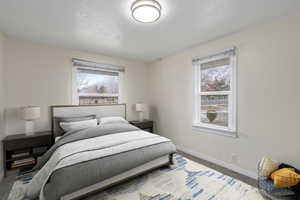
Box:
(51, 104, 126, 138)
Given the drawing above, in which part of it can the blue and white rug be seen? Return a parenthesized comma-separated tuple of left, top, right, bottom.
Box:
(86, 155, 264, 200)
(9, 155, 265, 200)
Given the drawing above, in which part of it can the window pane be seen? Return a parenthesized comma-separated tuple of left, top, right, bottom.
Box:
(77, 71, 119, 105)
(201, 58, 231, 92)
(77, 71, 119, 94)
(200, 95, 228, 127)
(79, 96, 118, 105)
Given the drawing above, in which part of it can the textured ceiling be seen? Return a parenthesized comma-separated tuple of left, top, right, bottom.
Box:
(0, 0, 299, 62)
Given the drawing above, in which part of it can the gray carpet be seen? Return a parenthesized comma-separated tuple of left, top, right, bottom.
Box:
(0, 172, 16, 200)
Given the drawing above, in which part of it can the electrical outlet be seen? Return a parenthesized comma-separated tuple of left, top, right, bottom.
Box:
(231, 154, 238, 164)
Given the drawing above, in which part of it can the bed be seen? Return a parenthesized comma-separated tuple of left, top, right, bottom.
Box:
(18, 104, 176, 200)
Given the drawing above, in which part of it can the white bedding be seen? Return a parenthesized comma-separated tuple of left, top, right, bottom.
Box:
(54, 136, 61, 143)
(13, 131, 171, 200)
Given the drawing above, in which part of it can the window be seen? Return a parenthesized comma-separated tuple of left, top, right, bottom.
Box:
(72, 59, 124, 105)
(193, 48, 236, 136)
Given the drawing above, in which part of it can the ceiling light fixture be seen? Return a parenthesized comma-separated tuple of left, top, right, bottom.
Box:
(131, 0, 161, 23)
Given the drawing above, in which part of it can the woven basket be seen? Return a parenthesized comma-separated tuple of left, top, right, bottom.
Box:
(257, 161, 296, 200)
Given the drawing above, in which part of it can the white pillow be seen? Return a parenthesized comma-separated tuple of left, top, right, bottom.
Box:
(100, 117, 128, 125)
(60, 119, 98, 132)
(259, 157, 280, 177)
(55, 136, 61, 143)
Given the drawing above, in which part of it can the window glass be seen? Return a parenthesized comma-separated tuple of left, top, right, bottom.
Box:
(76, 70, 119, 105)
(201, 58, 231, 92)
(200, 95, 228, 127)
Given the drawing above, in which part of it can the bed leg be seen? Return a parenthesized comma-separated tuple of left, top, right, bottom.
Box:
(169, 153, 174, 165)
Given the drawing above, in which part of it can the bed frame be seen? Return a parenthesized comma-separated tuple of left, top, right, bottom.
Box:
(50, 104, 174, 200)
(62, 155, 173, 200)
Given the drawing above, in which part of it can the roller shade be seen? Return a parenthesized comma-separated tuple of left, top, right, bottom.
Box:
(77, 68, 119, 76)
(192, 47, 236, 64)
(200, 57, 230, 70)
(72, 58, 125, 72)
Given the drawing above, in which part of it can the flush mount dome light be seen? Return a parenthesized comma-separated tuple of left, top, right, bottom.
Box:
(131, 0, 161, 23)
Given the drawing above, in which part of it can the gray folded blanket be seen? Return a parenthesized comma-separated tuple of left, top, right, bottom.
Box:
(35, 123, 139, 169)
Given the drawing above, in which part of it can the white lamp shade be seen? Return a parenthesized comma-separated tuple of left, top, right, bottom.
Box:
(21, 106, 40, 121)
(135, 104, 148, 112)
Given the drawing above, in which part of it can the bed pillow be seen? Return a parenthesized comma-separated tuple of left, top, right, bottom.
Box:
(100, 116, 128, 125)
(56, 115, 96, 123)
(55, 136, 61, 143)
(60, 119, 98, 132)
(54, 115, 96, 136)
(259, 157, 280, 177)
(271, 168, 300, 188)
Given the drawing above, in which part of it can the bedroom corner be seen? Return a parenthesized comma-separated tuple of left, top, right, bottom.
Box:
(0, 31, 6, 181)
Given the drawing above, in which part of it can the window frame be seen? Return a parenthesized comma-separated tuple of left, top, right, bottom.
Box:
(72, 66, 123, 105)
(192, 49, 237, 137)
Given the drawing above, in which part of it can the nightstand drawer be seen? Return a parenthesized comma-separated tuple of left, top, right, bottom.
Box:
(129, 120, 154, 133)
(136, 121, 153, 129)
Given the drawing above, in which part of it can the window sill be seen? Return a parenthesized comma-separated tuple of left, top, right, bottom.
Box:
(192, 124, 237, 138)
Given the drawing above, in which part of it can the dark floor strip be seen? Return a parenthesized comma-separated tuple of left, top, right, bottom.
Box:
(178, 150, 257, 187)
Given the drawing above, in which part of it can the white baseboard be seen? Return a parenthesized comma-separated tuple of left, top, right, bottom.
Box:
(176, 145, 257, 180)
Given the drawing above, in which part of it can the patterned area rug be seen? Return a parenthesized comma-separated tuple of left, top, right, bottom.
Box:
(8, 155, 265, 200)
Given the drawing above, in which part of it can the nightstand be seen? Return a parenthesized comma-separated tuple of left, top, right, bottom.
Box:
(2, 131, 53, 177)
(129, 120, 154, 133)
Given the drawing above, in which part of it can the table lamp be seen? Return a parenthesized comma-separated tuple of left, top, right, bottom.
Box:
(21, 106, 40, 135)
(135, 103, 148, 122)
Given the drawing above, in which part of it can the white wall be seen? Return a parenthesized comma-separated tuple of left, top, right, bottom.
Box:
(148, 13, 300, 177)
(0, 32, 5, 179)
(4, 38, 149, 135)
(2, 11, 300, 181)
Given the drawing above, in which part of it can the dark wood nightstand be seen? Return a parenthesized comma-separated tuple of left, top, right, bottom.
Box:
(2, 131, 53, 177)
(129, 120, 154, 133)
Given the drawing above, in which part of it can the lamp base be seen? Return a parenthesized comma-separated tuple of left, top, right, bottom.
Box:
(139, 112, 144, 122)
(25, 121, 35, 136)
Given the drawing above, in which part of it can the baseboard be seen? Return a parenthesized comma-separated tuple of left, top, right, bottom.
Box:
(176, 145, 257, 180)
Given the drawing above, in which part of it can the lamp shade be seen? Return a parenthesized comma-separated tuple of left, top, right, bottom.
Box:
(135, 103, 148, 112)
(21, 106, 40, 121)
